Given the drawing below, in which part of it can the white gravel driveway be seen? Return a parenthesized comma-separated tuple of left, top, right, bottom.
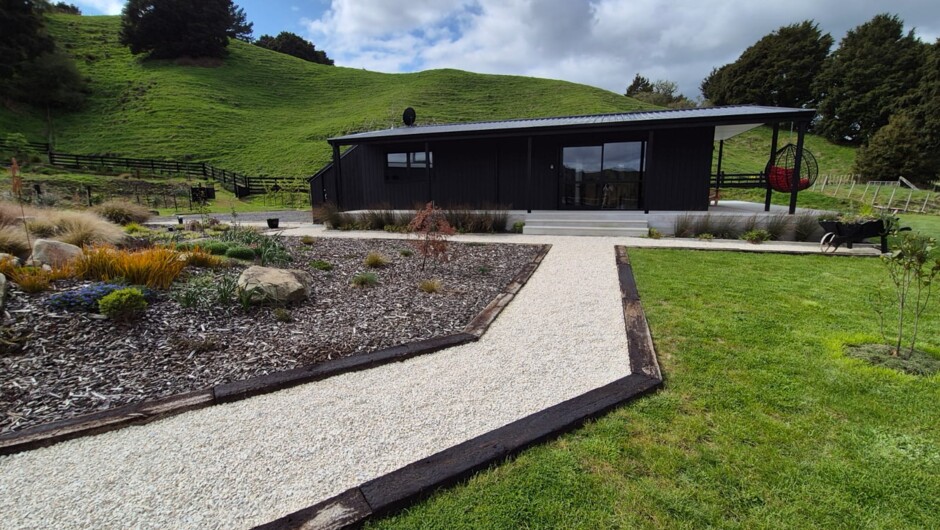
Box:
(0, 232, 632, 530)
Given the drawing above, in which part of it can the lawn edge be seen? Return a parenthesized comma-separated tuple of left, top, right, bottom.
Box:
(250, 246, 663, 529)
(0, 244, 551, 456)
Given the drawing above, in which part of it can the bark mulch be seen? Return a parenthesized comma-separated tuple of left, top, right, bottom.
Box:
(0, 237, 539, 434)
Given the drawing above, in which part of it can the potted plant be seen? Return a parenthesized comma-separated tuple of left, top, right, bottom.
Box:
(818, 211, 902, 252)
(265, 182, 282, 229)
(266, 217, 280, 229)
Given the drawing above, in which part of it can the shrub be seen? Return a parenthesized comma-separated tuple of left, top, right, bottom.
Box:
(511, 221, 525, 234)
(300, 235, 316, 245)
(674, 214, 694, 238)
(47, 283, 127, 312)
(310, 259, 333, 271)
(203, 241, 230, 255)
(363, 251, 389, 268)
(225, 246, 255, 260)
(273, 307, 293, 323)
(76, 246, 186, 289)
(647, 228, 662, 239)
(793, 213, 820, 242)
(697, 233, 714, 241)
(399, 248, 414, 257)
(220, 226, 290, 266)
(418, 279, 442, 293)
(741, 229, 771, 244)
(93, 200, 152, 225)
(51, 210, 124, 247)
(315, 202, 360, 230)
(186, 220, 203, 232)
(408, 202, 455, 270)
(764, 214, 791, 241)
(0, 226, 31, 258)
(98, 288, 147, 322)
(350, 271, 378, 287)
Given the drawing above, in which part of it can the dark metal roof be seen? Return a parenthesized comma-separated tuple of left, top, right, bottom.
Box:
(329, 105, 816, 144)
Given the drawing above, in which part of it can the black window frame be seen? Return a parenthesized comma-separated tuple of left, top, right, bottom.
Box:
(385, 151, 433, 182)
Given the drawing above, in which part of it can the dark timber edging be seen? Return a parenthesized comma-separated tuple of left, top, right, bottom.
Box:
(251, 246, 664, 530)
(0, 244, 551, 456)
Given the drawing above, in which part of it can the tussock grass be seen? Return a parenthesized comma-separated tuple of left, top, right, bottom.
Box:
(93, 199, 152, 225)
(0, 226, 31, 258)
(50, 210, 125, 247)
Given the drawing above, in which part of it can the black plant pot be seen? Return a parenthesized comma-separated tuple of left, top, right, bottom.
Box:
(266, 218, 280, 229)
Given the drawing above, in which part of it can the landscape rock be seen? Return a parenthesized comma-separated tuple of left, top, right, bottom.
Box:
(28, 239, 83, 267)
(237, 266, 311, 304)
(0, 253, 20, 266)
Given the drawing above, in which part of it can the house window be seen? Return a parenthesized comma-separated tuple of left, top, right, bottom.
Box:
(386, 151, 433, 181)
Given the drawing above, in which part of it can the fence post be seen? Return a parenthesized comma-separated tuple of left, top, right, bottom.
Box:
(870, 184, 881, 206)
(860, 182, 870, 203)
(886, 186, 897, 210)
(922, 194, 931, 213)
(846, 179, 856, 200)
(819, 175, 828, 192)
(904, 189, 914, 212)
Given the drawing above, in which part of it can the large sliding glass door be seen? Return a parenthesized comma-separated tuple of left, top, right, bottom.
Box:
(561, 141, 644, 209)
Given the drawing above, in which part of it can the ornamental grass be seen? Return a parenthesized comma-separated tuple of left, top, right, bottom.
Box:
(76, 246, 186, 289)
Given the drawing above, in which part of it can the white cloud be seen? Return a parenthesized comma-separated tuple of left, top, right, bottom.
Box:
(302, 0, 940, 98)
(74, 0, 123, 15)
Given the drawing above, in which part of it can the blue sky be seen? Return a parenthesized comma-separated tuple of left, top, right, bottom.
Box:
(73, 1, 940, 98)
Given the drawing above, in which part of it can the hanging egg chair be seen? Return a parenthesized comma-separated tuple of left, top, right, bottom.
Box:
(765, 143, 818, 193)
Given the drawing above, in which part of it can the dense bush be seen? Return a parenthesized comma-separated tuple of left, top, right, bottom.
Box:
(98, 288, 147, 321)
(94, 200, 152, 225)
(202, 241, 230, 255)
(47, 283, 125, 311)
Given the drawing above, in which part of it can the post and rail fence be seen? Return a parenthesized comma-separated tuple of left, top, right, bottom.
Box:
(0, 138, 308, 198)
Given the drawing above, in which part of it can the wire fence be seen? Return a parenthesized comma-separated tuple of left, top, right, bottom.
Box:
(811, 174, 939, 214)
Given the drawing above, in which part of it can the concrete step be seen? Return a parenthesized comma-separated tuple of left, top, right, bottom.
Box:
(523, 224, 648, 237)
(523, 218, 648, 228)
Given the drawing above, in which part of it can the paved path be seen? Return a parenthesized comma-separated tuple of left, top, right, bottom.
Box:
(0, 233, 633, 529)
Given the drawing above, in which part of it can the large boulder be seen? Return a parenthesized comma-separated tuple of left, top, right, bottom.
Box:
(237, 266, 310, 304)
(28, 239, 82, 267)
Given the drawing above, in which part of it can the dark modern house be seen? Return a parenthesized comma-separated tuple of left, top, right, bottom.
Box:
(310, 105, 816, 215)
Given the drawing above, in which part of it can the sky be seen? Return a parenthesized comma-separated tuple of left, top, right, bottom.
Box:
(74, 0, 940, 99)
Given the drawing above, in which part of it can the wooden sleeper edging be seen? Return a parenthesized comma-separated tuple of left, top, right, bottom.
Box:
(251, 246, 664, 529)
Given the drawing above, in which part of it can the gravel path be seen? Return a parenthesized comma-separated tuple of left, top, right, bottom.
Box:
(0, 232, 631, 529)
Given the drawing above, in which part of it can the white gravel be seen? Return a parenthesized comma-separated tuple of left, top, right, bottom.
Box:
(0, 233, 632, 530)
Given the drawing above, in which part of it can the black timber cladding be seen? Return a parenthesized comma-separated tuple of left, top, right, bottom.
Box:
(320, 105, 815, 211)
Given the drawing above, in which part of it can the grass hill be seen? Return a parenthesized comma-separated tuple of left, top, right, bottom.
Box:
(1, 14, 855, 179)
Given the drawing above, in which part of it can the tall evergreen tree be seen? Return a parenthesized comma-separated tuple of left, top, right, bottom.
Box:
(0, 0, 55, 95)
(227, 4, 253, 42)
(700, 21, 832, 107)
(120, 0, 251, 59)
(813, 14, 926, 145)
(255, 32, 334, 65)
(624, 73, 652, 97)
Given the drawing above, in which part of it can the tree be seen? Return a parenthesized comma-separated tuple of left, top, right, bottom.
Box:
(625, 73, 651, 97)
(701, 21, 832, 107)
(120, 0, 252, 59)
(813, 14, 926, 145)
(625, 75, 694, 108)
(854, 113, 934, 184)
(255, 32, 334, 65)
(227, 4, 253, 42)
(0, 0, 55, 96)
(0, 0, 86, 109)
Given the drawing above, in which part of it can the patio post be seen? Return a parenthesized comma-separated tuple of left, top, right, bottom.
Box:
(331, 142, 342, 209)
(764, 123, 779, 211)
(425, 141, 432, 204)
(526, 136, 532, 213)
(788, 121, 807, 214)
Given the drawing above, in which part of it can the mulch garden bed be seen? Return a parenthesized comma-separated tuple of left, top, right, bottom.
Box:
(0, 237, 540, 434)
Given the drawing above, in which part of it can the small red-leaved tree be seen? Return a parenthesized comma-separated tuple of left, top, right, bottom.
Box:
(408, 202, 455, 270)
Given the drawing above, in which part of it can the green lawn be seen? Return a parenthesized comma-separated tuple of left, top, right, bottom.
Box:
(369, 249, 940, 529)
(714, 125, 858, 177)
